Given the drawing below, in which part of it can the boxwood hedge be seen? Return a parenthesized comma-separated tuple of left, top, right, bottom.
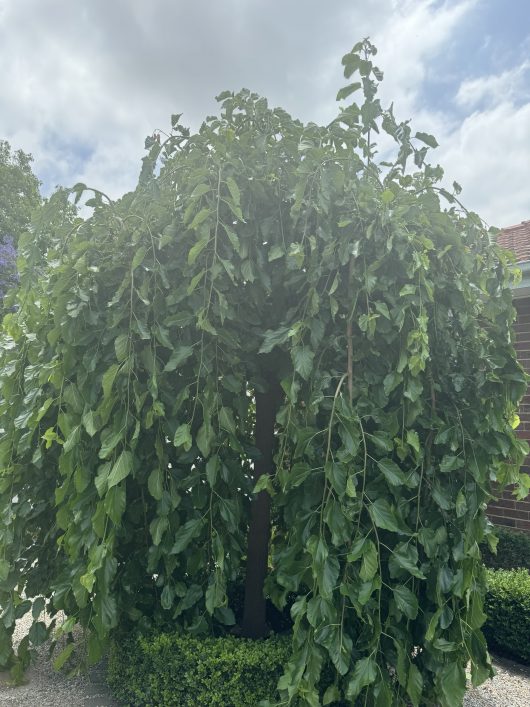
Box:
(484, 568, 530, 664)
(482, 527, 530, 571)
(107, 632, 292, 707)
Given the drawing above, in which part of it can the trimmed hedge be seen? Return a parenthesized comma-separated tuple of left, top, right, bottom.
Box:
(484, 568, 530, 664)
(482, 527, 530, 571)
(107, 632, 291, 706)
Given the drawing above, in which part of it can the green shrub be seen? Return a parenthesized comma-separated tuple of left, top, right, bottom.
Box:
(484, 568, 530, 664)
(482, 527, 530, 571)
(107, 631, 292, 706)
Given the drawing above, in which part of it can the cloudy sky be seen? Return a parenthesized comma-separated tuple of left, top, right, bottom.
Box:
(1, 0, 529, 227)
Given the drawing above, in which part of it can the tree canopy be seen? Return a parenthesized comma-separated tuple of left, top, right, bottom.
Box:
(0, 39, 528, 706)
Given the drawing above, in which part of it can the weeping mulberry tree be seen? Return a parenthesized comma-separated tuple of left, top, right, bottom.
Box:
(0, 40, 528, 705)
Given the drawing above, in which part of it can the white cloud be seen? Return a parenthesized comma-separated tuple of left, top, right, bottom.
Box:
(1, 0, 528, 227)
(456, 61, 530, 109)
(438, 100, 530, 227)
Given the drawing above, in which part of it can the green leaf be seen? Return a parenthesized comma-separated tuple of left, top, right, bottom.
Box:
(346, 655, 377, 700)
(104, 484, 126, 525)
(313, 538, 340, 599)
(346, 476, 357, 497)
(440, 455, 464, 473)
(188, 236, 209, 265)
(102, 363, 119, 399)
(415, 132, 439, 148)
(188, 207, 211, 230)
(336, 82, 362, 101)
(131, 245, 148, 271)
(360, 540, 378, 581)
(219, 498, 239, 532)
(191, 183, 210, 198)
(107, 451, 133, 490)
(253, 474, 272, 495)
(389, 542, 425, 579)
(206, 455, 219, 487)
(259, 326, 290, 354)
(99, 429, 123, 459)
(393, 585, 419, 619)
(377, 458, 407, 486)
(28, 621, 48, 646)
(171, 518, 204, 554)
(268, 244, 285, 261)
(288, 461, 312, 489)
(407, 663, 423, 707)
(53, 642, 75, 671)
(0, 559, 9, 582)
(114, 334, 129, 362)
(82, 409, 98, 437)
(315, 623, 352, 676)
(292, 345, 314, 380)
(164, 345, 194, 371)
(95, 463, 111, 497)
(327, 462, 346, 497)
(32, 597, 45, 619)
(173, 423, 192, 451)
(438, 661, 466, 707)
(219, 406, 236, 435)
(455, 489, 467, 517)
(226, 176, 241, 206)
(186, 268, 205, 294)
(407, 430, 420, 454)
(323, 685, 341, 705)
(214, 606, 235, 625)
(150, 515, 169, 546)
(197, 421, 214, 457)
(370, 499, 407, 534)
(148, 468, 164, 500)
(161, 584, 174, 611)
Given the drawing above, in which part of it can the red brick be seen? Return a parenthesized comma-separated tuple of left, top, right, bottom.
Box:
(503, 508, 530, 521)
(488, 514, 516, 527)
(515, 519, 530, 530)
(490, 499, 516, 510)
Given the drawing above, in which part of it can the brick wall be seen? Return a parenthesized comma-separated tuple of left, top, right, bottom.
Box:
(488, 297, 530, 533)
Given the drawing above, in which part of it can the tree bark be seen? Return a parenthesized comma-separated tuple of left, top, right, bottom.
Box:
(240, 377, 282, 638)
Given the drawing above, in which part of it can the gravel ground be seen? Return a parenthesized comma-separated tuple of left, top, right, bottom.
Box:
(1, 614, 528, 705)
(0, 614, 117, 706)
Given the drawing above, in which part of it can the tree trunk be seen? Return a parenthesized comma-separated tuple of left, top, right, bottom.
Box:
(240, 378, 282, 638)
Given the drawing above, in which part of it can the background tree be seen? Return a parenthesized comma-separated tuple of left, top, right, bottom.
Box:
(0, 40, 528, 706)
(0, 140, 41, 240)
(0, 140, 41, 308)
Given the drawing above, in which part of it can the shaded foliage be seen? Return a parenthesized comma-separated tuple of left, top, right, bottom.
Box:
(0, 40, 528, 705)
(481, 527, 530, 571)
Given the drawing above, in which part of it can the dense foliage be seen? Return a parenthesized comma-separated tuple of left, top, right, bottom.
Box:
(481, 527, 530, 571)
(484, 568, 530, 664)
(0, 39, 529, 705)
(108, 632, 292, 706)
